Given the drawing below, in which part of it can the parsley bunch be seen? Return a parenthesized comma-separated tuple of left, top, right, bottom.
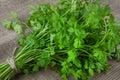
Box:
(1, 0, 120, 80)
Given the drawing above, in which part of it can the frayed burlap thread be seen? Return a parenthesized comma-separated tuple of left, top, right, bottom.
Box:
(6, 47, 21, 73)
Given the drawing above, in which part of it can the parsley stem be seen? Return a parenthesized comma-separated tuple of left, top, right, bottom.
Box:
(18, 19, 32, 32)
(98, 20, 109, 45)
(79, 49, 90, 54)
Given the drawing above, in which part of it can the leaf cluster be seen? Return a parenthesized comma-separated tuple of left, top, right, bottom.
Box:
(2, 0, 120, 80)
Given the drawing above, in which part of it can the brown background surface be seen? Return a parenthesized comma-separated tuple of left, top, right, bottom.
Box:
(0, 0, 120, 80)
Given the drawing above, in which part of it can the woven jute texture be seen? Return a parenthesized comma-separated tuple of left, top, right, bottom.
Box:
(0, 0, 120, 80)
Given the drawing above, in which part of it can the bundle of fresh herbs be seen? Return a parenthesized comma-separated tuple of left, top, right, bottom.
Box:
(0, 0, 120, 80)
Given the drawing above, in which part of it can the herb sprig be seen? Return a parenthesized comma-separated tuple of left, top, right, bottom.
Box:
(1, 0, 120, 80)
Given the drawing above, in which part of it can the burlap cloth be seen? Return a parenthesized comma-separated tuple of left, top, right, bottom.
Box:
(0, 0, 120, 80)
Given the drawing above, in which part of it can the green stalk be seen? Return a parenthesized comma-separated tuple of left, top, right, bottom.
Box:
(15, 44, 30, 59)
(18, 19, 32, 32)
(0, 66, 11, 78)
(16, 49, 41, 61)
(98, 20, 109, 45)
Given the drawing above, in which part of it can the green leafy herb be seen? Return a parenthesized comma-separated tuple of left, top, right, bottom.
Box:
(0, 0, 120, 80)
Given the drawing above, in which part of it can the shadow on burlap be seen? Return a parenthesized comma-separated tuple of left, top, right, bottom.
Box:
(0, 0, 120, 80)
